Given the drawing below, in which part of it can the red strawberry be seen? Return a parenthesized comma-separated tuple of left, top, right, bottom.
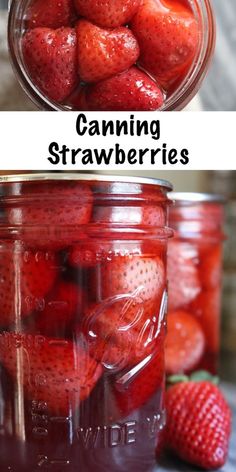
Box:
(73, 67, 164, 111)
(22, 27, 78, 102)
(7, 181, 93, 248)
(167, 240, 201, 310)
(165, 379, 232, 469)
(199, 244, 222, 289)
(0, 243, 58, 327)
(131, 0, 200, 89)
(0, 334, 102, 415)
(26, 0, 76, 29)
(34, 281, 83, 337)
(190, 288, 221, 354)
(74, 0, 141, 28)
(114, 339, 165, 416)
(76, 20, 139, 83)
(165, 310, 205, 375)
(82, 294, 165, 370)
(96, 255, 165, 302)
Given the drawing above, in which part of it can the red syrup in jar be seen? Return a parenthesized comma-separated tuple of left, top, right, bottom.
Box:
(0, 175, 172, 471)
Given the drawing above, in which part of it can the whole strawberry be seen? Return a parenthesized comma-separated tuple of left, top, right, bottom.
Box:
(131, 0, 200, 89)
(74, 0, 141, 28)
(165, 375, 232, 470)
(76, 19, 140, 83)
(22, 27, 78, 102)
(73, 67, 164, 111)
(26, 0, 76, 29)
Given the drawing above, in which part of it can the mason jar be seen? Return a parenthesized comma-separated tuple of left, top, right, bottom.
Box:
(0, 173, 172, 472)
(7, 0, 215, 111)
(165, 193, 225, 376)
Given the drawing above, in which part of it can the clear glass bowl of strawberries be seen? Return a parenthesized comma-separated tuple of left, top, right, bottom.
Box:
(0, 173, 172, 471)
(8, 0, 215, 111)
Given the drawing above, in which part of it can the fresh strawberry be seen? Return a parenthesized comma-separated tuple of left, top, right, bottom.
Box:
(0, 334, 102, 415)
(74, 0, 141, 28)
(22, 27, 78, 102)
(131, 0, 200, 89)
(76, 20, 139, 83)
(26, 0, 76, 29)
(95, 255, 165, 302)
(199, 244, 222, 289)
(165, 310, 205, 375)
(0, 243, 59, 327)
(167, 240, 201, 310)
(190, 288, 221, 354)
(165, 377, 232, 469)
(7, 181, 93, 248)
(34, 281, 83, 337)
(114, 340, 165, 416)
(73, 67, 164, 111)
(82, 294, 165, 369)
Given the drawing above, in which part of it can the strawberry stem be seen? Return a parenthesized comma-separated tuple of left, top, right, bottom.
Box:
(166, 370, 219, 387)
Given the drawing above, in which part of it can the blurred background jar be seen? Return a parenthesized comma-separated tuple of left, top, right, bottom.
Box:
(165, 193, 225, 376)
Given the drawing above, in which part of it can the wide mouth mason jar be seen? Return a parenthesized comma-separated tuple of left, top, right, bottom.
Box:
(7, 0, 215, 111)
(0, 173, 172, 472)
(165, 193, 225, 377)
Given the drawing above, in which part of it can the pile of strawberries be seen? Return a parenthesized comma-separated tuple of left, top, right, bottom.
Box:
(22, 0, 200, 110)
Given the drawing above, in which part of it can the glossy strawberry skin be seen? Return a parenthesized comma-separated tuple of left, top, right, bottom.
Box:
(0, 244, 59, 327)
(26, 0, 76, 29)
(165, 310, 205, 375)
(22, 27, 78, 102)
(76, 20, 140, 83)
(0, 334, 102, 416)
(165, 381, 231, 470)
(95, 255, 165, 302)
(131, 0, 200, 88)
(75, 67, 164, 111)
(74, 0, 141, 28)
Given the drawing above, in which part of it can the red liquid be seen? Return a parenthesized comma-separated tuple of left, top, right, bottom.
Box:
(0, 178, 170, 471)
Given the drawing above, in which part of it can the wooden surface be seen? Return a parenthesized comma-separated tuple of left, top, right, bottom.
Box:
(158, 382, 236, 472)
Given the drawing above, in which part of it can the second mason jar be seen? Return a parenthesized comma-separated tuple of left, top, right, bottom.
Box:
(165, 193, 225, 376)
(0, 173, 172, 472)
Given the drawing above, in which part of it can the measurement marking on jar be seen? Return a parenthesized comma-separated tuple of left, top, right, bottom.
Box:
(37, 455, 70, 467)
(48, 339, 69, 346)
(50, 416, 71, 423)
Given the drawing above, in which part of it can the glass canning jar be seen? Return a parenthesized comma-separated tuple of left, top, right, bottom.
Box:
(0, 173, 172, 472)
(166, 193, 225, 376)
(7, 0, 215, 111)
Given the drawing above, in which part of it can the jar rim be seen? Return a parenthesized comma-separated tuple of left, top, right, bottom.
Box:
(0, 173, 173, 190)
(169, 192, 226, 204)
